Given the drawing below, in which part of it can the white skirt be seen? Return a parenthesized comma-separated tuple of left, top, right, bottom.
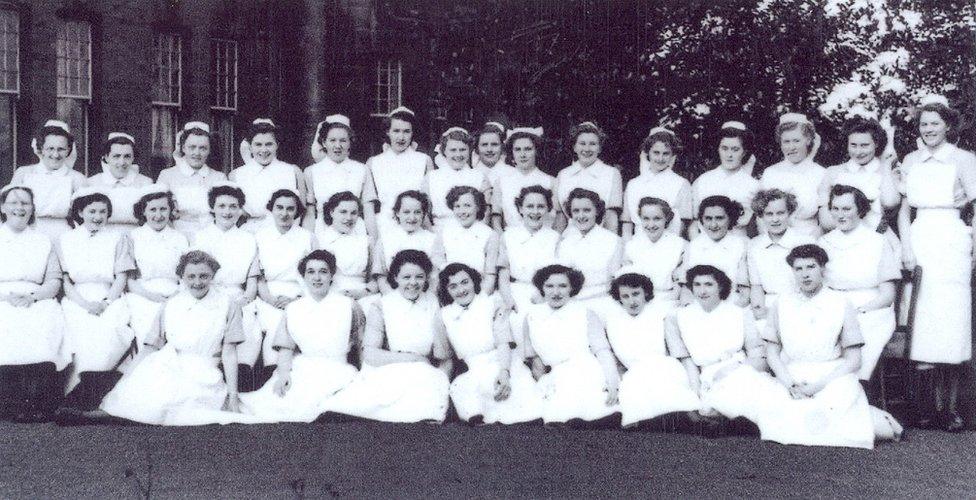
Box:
(325, 361, 450, 423)
(618, 355, 701, 426)
(240, 355, 357, 423)
(0, 297, 67, 369)
(450, 351, 542, 424)
(839, 288, 895, 380)
(537, 355, 617, 423)
(126, 279, 180, 346)
(698, 357, 782, 426)
(61, 283, 133, 390)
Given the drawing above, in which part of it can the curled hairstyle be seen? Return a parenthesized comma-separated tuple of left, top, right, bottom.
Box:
(503, 132, 543, 166)
(68, 193, 113, 228)
(439, 129, 473, 156)
(392, 190, 431, 221)
(916, 103, 962, 143)
(786, 243, 829, 267)
(177, 250, 221, 276)
(298, 249, 338, 275)
(565, 187, 606, 224)
(177, 126, 211, 154)
(515, 185, 554, 212)
(445, 185, 488, 220)
(641, 131, 681, 156)
(247, 121, 279, 143)
(685, 264, 732, 300)
(0, 186, 36, 225)
(718, 126, 754, 161)
(477, 123, 506, 150)
(752, 188, 798, 216)
(134, 191, 177, 225)
(266, 189, 306, 220)
(568, 122, 608, 150)
(322, 191, 363, 226)
(697, 195, 743, 228)
(317, 121, 355, 147)
(101, 135, 137, 161)
(637, 197, 675, 226)
(34, 125, 75, 155)
(828, 184, 871, 219)
(774, 120, 816, 145)
(532, 264, 585, 298)
(610, 273, 655, 302)
(842, 117, 888, 156)
(208, 184, 246, 209)
(384, 110, 417, 141)
(437, 262, 483, 306)
(386, 249, 434, 291)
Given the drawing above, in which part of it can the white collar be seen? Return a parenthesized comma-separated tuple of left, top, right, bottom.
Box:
(843, 157, 880, 174)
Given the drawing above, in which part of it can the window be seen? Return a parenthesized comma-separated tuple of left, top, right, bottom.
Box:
(211, 39, 238, 111)
(152, 33, 182, 161)
(211, 112, 234, 173)
(0, 8, 19, 176)
(373, 59, 402, 116)
(56, 20, 91, 174)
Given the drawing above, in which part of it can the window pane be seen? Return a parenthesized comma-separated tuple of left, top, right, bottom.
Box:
(211, 40, 238, 110)
(0, 95, 14, 182)
(154, 34, 182, 105)
(0, 10, 19, 93)
(56, 97, 88, 174)
(373, 59, 402, 115)
(56, 20, 91, 99)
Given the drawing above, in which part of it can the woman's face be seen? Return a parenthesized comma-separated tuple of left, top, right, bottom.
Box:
(451, 192, 479, 228)
(512, 138, 537, 170)
(829, 192, 861, 232)
(918, 111, 949, 148)
(330, 200, 360, 234)
(691, 274, 722, 309)
(639, 203, 668, 241)
(143, 197, 171, 231)
(616, 284, 648, 316)
(387, 118, 413, 153)
(394, 262, 427, 301)
(718, 137, 745, 171)
(212, 194, 243, 230)
(105, 143, 135, 179)
(446, 269, 477, 307)
(761, 198, 791, 237)
(444, 139, 470, 170)
(779, 128, 810, 164)
(250, 132, 278, 167)
(700, 205, 730, 241)
(303, 259, 334, 298)
(81, 201, 110, 232)
(181, 133, 211, 169)
(477, 133, 503, 166)
(182, 262, 215, 299)
(847, 132, 877, 166)
(40, 135, 70, 170)
(518, 192, 549, 230)
(646, 141, 674, 173)
(395, 197, 424, 232)
(271, 195, 299, 231)
(1, 189, 33, 230)
(573, 132, 601, 167)
(542, 273, 573, 309)
(569, 197, 598, 232)
(324, 127, 351, 163)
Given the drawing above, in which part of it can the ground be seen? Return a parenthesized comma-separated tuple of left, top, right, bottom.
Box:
(0, 422, 973, 498)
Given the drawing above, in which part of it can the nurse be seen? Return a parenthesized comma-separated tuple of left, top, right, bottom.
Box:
(691, 122, 759, 236)
(473, 122, 514, 188)
(623, 127, 693, 238)
(305, 115, 371, 234)
(554, 122, 623, 232)
(372, 190, 437, 294)
(431, 186, 500, 294)
(680, 196, 749, 306)
(621, 197, 686, 306)
(424, 127, 490, 225)
(314, 191, 376, 300)
(491, 127, 553, 231)
(760, 113, 826, 238)
(156, 122, 228, 237)
(86, 133, 154, 233)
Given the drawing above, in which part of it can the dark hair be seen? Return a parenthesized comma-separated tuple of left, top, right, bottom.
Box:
(828, 184, 871, 219)
(774, 120, 816, 145)
(565, 187, 606, 224)
(641, 130, 681, 156)
(610, 273, 655, 302)
(915, 103, 961, 143)
(247, 121, 279, 143)
(176, 250, 221, 276)
(177, 126, 211, 154)
(842, 117, 887, 157)
(718, 126, 754, 162)
(208, 184, 246, 209)
(439, 129, 474, 156)
(68, 193, 113, 228)
(0, 186, 36, 225)
(266, 189, 306, 220)
(697, 195, 743, 229)
(445, 185, 488, 220)
(437, 262, 483, 306)
(298, 249, 338, 275)
(786, 243, 829, 267)
(384, 110, 417, 141)
(685, 264, 732, 300)
(134, 191, 177, 225)
(514, 185, 553, 212)
(392, 190, 431, 221)
(317, 121, 356, 147)
(503, 131, 543, 166)
(637, 197, 675, 226)
(34, 124, 75, 155)
(752, 188, 798, 216)
(568, 122, 607, 150)
(477, 123, 506, 150)
(532, 264, 585, 298)
(101, 135, 137, 162)
(386, 249, 433, 291)
(323, 191, 363, 226)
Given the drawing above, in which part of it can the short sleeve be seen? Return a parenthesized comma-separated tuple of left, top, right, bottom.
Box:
(840, 300, 865, 349)
(362, 300, 386, 350)
(114, 234, 137, 275)
(747, 244, 763, 288)
(362, 161, 379, 204)
(675, 180, 694, 220)
(223, 300, 246, 345)
(585, 310, 611, 354)
(817, 167, 836, 208)
(145, 305, 167, 349)
(741, 309, 762, 353)
(877, 238, 901, 283)
(246, 254, 261, 278)
(271, 310, 297, 351)
(496, 237, 510, 271)
(607, 168, 623, 209)
(760, 303, 781, 345)
(664, 313, 690, 359)
(491, 178, 504, 216)
(42, 245, 63, 283)
(956, 151, 976, 201)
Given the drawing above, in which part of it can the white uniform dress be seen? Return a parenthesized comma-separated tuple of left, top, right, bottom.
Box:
(761, 288, 875, 449)
(240, 293, 360, 422)
(254, 224, 315, 365)
(499, 226, 560, 339)
(229, 159, 301, 231)
(556, 225, 622, 317)
(366, 149, 430, 233)
(622, 231, 686, 306)
(424, 166, 488, 224)
(524, 301, 617, 423)
(326, 292, 450, 423)
(748, 229, 813, 308)
(760, 158, 826, 238)
(683, 233, 748, 287)
(441, 294, 542, 424)
(901, 143, 976, 363)
(375, 225, 436, 273)
(605, 301, 699, 426)
(58, 226, 135, 389)
(87, 169, 154, 233)
(432, 220, 495, 274)
(0, 225, 66, 368)
(692, 167, 759, 231)
(100, 289, 248, 425)
(315, 225, 371, 297)
(125, 225, 189, 346)
(555, 160, 623, 216)
(156, 162, 228, 237)
(623, 168, 693, 236)
(819, 225, 899, 379)
(305, 156, 368, 233)
(11, 163, 86, 239)
(492, 167, 555, 229)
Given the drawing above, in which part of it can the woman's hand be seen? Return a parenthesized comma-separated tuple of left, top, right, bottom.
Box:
(604, 384, 619, 406)
(797, 381, 822, 398)
(272, 296, 295, 309)
(341, 288, 368, 300)
(273, 373, 291, 397)
(85, 298, 109, 316)
(224, 392, 241, 413)
(752, 303, 768, 320)
(8, 294, 35, 308)
(493, 369, 511, 401)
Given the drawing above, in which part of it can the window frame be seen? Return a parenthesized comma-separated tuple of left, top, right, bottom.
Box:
(211, 38, 238, 112)
(56, 19, 92, 100)
(152, 32, 182, 107)
(372, 59, 402, 117)
(0, 7, 20, 95)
